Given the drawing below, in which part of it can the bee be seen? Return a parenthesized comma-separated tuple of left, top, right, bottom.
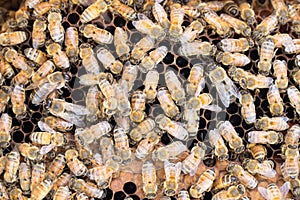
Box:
(152, 141, 188, 162)
(248, 144, 267, 162)
(129, 117, 155, 144)
(289, 178, 300, 197)
(46, 98, 89, 127)
(287, 86, 300, 115)
(114, 27, 130, 61)
(177, 190, 190, 200)
(47, 9, 64, 43)
(53, 173, 72, 190)
(212, 174, 238, 193)
(79, 43, 100, 74)
(69, 179, 105, 198)
(218, 38, 253, 52)
(113, 127, 131, 163)
(31, 178, 54, 200)
(243, 159, 276, 178)
(217, 121, 245, 153)
(157, 87, 180, 118)
(65, 27, 78, 63)
(3, 47, 30, 71)
(165, 70, 186, 105)
(272, 60, 288, 90)
(110, 0, 136, 20)
(85, 86, 100, 122)
(257, 38, 275, 75)
(152, 2, 170, 28)
(169, 3, 184, 41)
(271, 0, 289, 24)
(220, 14, 251, 36)
(209, 128, 229, 161)
(80, 0, 107, 23)
(226, 163, 258, 189)
(11, 68, 34, 86)
(19, 162, 31, 193)
(31, 61, 55, 85)
(285, 124, 300, 147)
(136, 131, 160, 159)
(130, 36, 155, 64)
(281, 145, 299, 179)
(32, 2, 53, 16)
(31, 163, 45, 191)
(47, 154, 66, 179)
(99, 137, 118, 164)
(140, 46, 168, 73)
(18, 143, 41, 161)
(132, 14, 165, 40)
(209, 66, 241, 107)
(183, 102, 200, 135)
(11, 85, 26, 119)
(15, 5, 29, 28)
(181, 142, 206, 175)
(240, 74, 273, 90)
(4, 151, 20, 183)
(46, 42, 70, 69)
(267, 33, 293, 48)
(0, 113, 11, 148)
(32, 17, 47, 49)
(212, 184, 246, 200)
(189, 169, 215, 198)
(254, 116, 289, 131)
(179, 41, 216, 57)
(0, 31, 27, 46)
(155, 114, 189, 141)
(0, 57, 14, 79)
(80, 24, 113, 44)
(130, 90, 146, 123)
(247, 131, 283, 144)
(216, 51, 250, 66)
(98, 78, 118, 115)
(222, 0, 240, 17)
(179, 20, 205, 44)
(252, 13, 278, 40)
(293, 66, 300, 85)
(186, 64, 205, 96)
(53, 186, 71, 200)
(182, 5, 200, 18)
(267, 84, 284, 116)
(114, 81, 131, 117)
(24, 48, 47, 65)
(143, 70, 159, 102)
(237, 1, 256, 25)
(239, 90, 256, 124)
(96, 47, 123, 74)
(65, 149, 88, 177)
(142, 161, 157, 199)
(9, 188, 28, 200)
(163, 161, 182, 196)
(121, 61, 138, 92)
(258, 182, 290, 200)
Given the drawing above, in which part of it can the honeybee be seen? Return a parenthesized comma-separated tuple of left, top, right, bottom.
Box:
(143, 70, 159, 102)
(98, 78, 118, 115)
(179, 41, 216, 57)
(287, 86, 300, 115)
(240, 74, 273, 90)
(163, 160, 182, 196)
(177, 190, 190, 200)
(130, 36, 155, 64)
(179, 20, 205, 44)
(257, 38, 275, 75)
(258, 182, 290, 200)
(53, 186, 71, 200)
(183, 102, 199, 135)
(31, 163, 45, 191)
(209, 66, 241, 107)
(31, 60, 55, 84)
(169, 3, 184, 41)
(114, 27, 130, 61)
(209, 128, 229, 161)
(212, 174, 238, 193)
(216, 51, 250, 66)
(53, 173, 72, 190)
(65, 149, 88, 177)
(218, 38, 253, 52)
(238, 1, 256, 25)
(239, 90, 256, 124)
(255, 116, 289, 131)
(252, 12, 278, 40)
(152, 2, 170, 28)
(19, 162, 31, 193)
(132, 14, 165, 41)
(0, 31, 27, 46)
(47, 154, 66, 179)
(152, 141, 188, 161)
(136, 131, 160, 159)
(80, 0, 107, 23)
(181, 142, 206, 175)
(165, 70, 186, 105)
(69, 178, 105, 198)
(289, 178, 300, 197)
(189, 169, 215, 198)
(65, 27, 78, 63)
(201, 8, 233, 38)
(3, 47, 30, 71)
(247, 131, 283, 144)
(46, 98, 89, 127)
(79, 43, 100, 74)
(226, 163, 258, 189)
(4, 151, 20, 183)
(267, 33, 293, 48)
(212, 184, 246, 200)
(243, 159, 276, 178)
(15, 5, 29, 28)
(130, 90, 146, 123)
(32, 17, 47, 49)
(281, 145, 299, 179)
(140, 46, 168, 73)
(99, 137, 116, 163)
(121, 61, 138, 92)
(220, 14, 251, 36)
(85, 86, 100, 122)
(47, 9, 64, 43)
(18, 143, 40, 161)
(80, 24, 113, 44)
(24, 48, 47, 65)
(284, 124, 300, 147)
(267, 84, 284, 116)
(110, 0, 136, 20)
(186, 64, 205, 96)
(11, 85, 26, 119)
(0, 113, 11, 148)
(271, 0, 289, 24)
(46, 42, 70, 69)
(142, 161, 157, 199)
(0, 57, 14, 79)
(248, 144, 267, 162)
(155, 114, 189, 141)
(217, 121, 245, 153)
(129, 117, 155, 144)
(157, 87, 180, 119)
(32, 2, 53, 16)
(272, 60, 288, 90)
(31, 178, 53, 200)
(9, 188, 28, 200)
(96, 47, 123, 74)
(113, 127, 131, 163)
(114, 81, 130, 117)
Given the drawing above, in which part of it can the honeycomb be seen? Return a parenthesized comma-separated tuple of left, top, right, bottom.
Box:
(0, 0, 300, 199)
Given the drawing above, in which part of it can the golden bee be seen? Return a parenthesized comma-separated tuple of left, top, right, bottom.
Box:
(121, 61, 138, 92)
(18, 143, 41, 161)
(237, 1, 256, 25)
(212, 174, 238, 193)
(98, 78, 118, 115)
(287, 86, 300, 115)
(11, 85, 26, 119)
(65, 27, 79, 63)
(181, 142, 206, 175)
(31, 60, 55, 84)
(33, 2, 54, 16)
(189, 169, 216, 198)
(130, 90, 146, 123)
(281, 145, 299, 179)
(69, 178, 105, 198)
(113, 127, 131, 163)
(216, 51, 250, 66)
(130, 36, 155, 64)
(96, 47, 123, 74)
(31, 163, 45, 191)
(186, 64, 205, 96)
(157, 87, 180, 119)
(32, 17, 47, 49)
(239, 90, 256, 124)
(3, 47, 30, 71)
(267, 33, 293, 48)
(53, 172, 72, 191)
(257, 38, 275, 75)
(85, 85, 100, 122)
(212, 184, 246, 200)
(179, 41, 216, 57)
(80, 24, 113, 44)
(79, 43, 100, 74)
(220, 14, 251, 36)
(242, 159, 276, 178)
(239, 74, 274, 90)
(267, 84, 284, 116)
(152, 141, 188, 161)
(110, 0, 137, 20)
(169, 3, 184, 41)
(53, 186, 71, 200)
(273, 60, 288, 90)
(143, 70, 159, 102)
(46, 42, 70, 69)
(47, 9, 64, 43)
(0, 31, 27, 46)
(284, 124, 300, 147)
(0, 155, 6, 176)
(252, 12, 278, 40)
(99, 137, 116, 163)
(0, 181, 8, 199)
(258, 182, 290, 200)
(4, 151, 20, 183)
(129, 118, 155, 144)
(80, 0, 107, 23)
(15, 5, 29, 28)
(165, 70, 186, 105)
(0, 113, 11, 148)
(115, 80, 131, 117)
(163, 160, 182, 196)
(271, 0, 289, 24)
(65, 149, 88, 177)
(254, 116, 289, 131)
(140, 46, 168, 73)
(183, 102, 200, 135)
(31, 178, 54, 200)
(135, 131, 160, 159)
(248, 144, 267, 162)
(9, 188, 28, 200)
(24, 48, 47, 65)
(142, 161, 157, 199)
(247, 130, 283, 144)
(209, 128, 229, 161)
(114, 27, 130, 61)
(19, 162, 31, 193)
(218, 38, 253, 52)
(152, 2, 170, 28)
(0, 57, 14, 79)
(47, 154, 66, 179)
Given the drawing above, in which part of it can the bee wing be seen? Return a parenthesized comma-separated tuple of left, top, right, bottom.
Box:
(202, 104, 222, 112)
(63, 102, 89, 115)
(79, 74, 99, 86)
(37, 121, 56, 133)
(216, 83, 230, 107)
(175, 162, 182, 177)
(26, 78, 48, 90)
(137, 13, 149, 21)
(58, 111, 86, 128)
(40, 144, 55, 155)
(258, 187, 269, 200)
(195, 78, 205, 97)
(189, 167, 197, 176)
(224, 77, 241, 99)
(261, 168, 276, 178)
(31, 82, 57, 105)
(280, 182, 290, 199)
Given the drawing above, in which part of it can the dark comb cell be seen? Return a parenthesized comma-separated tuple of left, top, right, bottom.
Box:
(123, 182, 137, 194)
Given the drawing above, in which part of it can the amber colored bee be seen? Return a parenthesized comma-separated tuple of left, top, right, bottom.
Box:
(0, 57, 14, 79)
(212, 174, 238, 193)
(69, 178, 105, 198)
(157, 87, 180, 119)
(273, 60, 288, 90)
(46, 42, 70, 69)
(11, 85, 26, 119)
(135, 131, 160, 159)
(254, 116, 289, 131)
(239, 90, 256, 124)
(15, 5, 29, 28)
(179, 41, 216, 57)
(267, 84, 284, 116)
(31, 60, 55, 84)
(220, 14, 250, 36)
(33, 2, 53, 16)
(53, 186, 71, 200)
(113, 127, 131, 163)
(189, 169, 216, 198)
(216, 51, 250, 66)
(31, 163, 45, 191)
(80, 0, 107, 23)
(130, 36, 155, 64)
(169, 3, 184, 41)
(212, 184, 246, 200)
(152, 2, 170, 28)
(129, 118, 155, 144)
(47, 9, 64, 43)
(65, 149, 88, 177)
(181, 142, 206, 175)
(247, 144, 267, 162)
(31, 178, 54, 200)
(163, 160, 182, 196)
(114, 27, 130, 61)
(0, 87, 11, 113)
(143, 70, 159, 102)
(19, 162, 31, 193)
(0, 31, 27, 46)
(18, 143, 41, 161)
(65, 27, 79, 63)
(130, 90, 146, 123)
(96, 47, 123, 74)
(281, 145, 299, 179)
(247, 131, 283, 144)
(47, 154, 66, 179)
(242, 159, 276, 178)
(4, 151, 20, 183)
(9, 188, 28, 200)
(110, 0, 136, 20)
(53, 172, 72, 190)
(218, 38, 253, 52)
(0, 113, 11, 148)
(271, 0, 289, 24)
(237, 1, 256, 25)
(252, 12, 278, 40)
(3, 47, 30, 71)
(24, 48, 47, 65)
(257, 38, 275, 75)
(165, 70, 186, 105)
(258, 182, 290, 200)
(11, 68, 34, 86)
(287, 86, 300, 115)
(32, 17, 47, 49)
(121, 61, 138, 92)
(209, 128, 229, 161)
(152, 141, 188, 162)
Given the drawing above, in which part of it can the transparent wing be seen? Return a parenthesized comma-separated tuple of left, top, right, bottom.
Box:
(280, 182, 290, 199)
(195, 78, 205, 97)
(261, 168, 276, 178)
(37, 121, 55, 133)
(40, 144, 55, 155)
(224, 77, 241, 99)
(58, 112, 86, 128)
(216, 83, 230, 107)
(79, 74, 99, 86)
(63, 102, 90, 115)
(258, 187, 269, 200)
(202, 104, 222, 112)
(31, 82, 57, 105)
